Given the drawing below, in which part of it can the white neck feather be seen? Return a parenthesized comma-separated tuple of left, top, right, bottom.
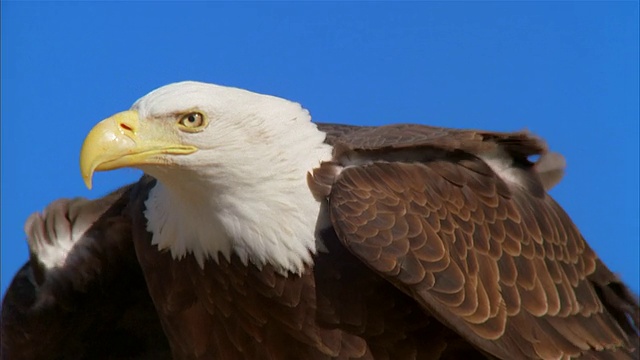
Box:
(140, 84, 334, 275)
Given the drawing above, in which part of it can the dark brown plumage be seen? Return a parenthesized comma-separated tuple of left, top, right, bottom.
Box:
(1, 187, 171, 360)
(2, 95, 638, 359)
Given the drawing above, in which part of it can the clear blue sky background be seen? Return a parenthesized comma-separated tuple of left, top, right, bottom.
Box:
(2, 2, 638, 297)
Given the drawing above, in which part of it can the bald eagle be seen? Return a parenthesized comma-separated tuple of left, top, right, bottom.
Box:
(2, 82, 638, 359)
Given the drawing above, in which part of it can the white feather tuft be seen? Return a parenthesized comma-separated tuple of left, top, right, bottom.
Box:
(24, 196, 111, 282)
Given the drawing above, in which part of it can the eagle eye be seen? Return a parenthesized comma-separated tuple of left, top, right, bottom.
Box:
(178, 112, 206, 131)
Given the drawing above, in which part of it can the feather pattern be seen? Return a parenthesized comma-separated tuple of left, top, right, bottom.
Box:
(2, 83, 637, 360)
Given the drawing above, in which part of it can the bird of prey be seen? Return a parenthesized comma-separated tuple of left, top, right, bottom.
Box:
(2, 81, 638, 360)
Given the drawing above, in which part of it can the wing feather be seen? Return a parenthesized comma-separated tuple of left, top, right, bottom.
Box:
(327, 150, 637, 359)
(1, 185, 170, 359)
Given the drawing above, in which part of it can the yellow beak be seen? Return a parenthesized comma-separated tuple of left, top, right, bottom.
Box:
(80, 110, 197, 189)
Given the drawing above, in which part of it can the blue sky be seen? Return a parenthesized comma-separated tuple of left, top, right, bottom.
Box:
(2, 2, 638, 296)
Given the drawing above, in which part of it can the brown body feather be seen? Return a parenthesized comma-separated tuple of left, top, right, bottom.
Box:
(2, 123, 637, 359)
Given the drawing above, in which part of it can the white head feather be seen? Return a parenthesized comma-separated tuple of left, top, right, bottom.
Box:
(133, 81, 333, 274)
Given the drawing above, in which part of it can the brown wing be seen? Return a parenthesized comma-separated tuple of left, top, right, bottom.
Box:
(317, 122, 552, 197)
(317, 122, 545, 157)
(1, 186, 170, 360)
(532, 152, 566, 191)
(318, 124, 638, 359)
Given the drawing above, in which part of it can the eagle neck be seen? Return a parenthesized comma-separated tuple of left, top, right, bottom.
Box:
(143, 123, 334, 275)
